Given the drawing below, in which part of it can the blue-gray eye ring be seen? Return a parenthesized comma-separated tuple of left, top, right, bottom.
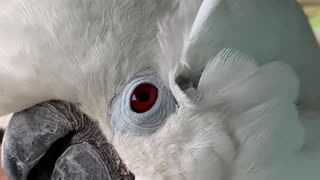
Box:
(110, 70, 177, 136)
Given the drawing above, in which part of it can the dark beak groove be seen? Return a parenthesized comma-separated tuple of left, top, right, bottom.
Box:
(2, 101, 134, 180)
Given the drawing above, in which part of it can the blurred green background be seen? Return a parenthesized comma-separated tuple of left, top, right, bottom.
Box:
(304, 6, 320, 34)
(301, 0, 320, 41)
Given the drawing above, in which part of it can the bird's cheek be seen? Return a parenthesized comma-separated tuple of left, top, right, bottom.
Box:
(191, 148, 226, 180)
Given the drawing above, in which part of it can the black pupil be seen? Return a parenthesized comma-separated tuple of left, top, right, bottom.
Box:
(137, 92, 150, 102)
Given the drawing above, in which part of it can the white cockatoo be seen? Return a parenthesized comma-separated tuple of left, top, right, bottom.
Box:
(0, 0, 320, 179)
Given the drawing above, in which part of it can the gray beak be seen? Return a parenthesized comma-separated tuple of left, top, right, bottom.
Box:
(2, 101, 134, 180)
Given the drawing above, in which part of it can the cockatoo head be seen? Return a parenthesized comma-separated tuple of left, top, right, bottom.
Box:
(1, 0, 320, 179)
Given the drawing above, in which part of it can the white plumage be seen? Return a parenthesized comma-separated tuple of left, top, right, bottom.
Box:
(0, 0, 320, 179)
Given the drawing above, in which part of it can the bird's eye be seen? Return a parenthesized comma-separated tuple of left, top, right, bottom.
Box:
(130, 83, 158, 113)
(110, 70, 176, 136)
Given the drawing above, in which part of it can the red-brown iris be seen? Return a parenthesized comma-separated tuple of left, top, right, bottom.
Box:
(130, 83, 158, 113)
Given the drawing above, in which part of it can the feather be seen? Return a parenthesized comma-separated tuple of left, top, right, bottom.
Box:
(177, 0, 320, 109)
(156, 0, 203, 82)
(0, 114, 11, 129)
(0, 0, 320, 179)
(216, 61, 299, 110)
(197, 49, 299, 111)
(197, 49, 258, 99)
(168, 71, 194, 108)
(230, 98, 304, 174)
(0, 0, 178, 117)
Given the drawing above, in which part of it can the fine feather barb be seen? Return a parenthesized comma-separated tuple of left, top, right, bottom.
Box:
(231, 98, 304, 174)
(217, 61, 299, 110)
(198, 48, 258, 97)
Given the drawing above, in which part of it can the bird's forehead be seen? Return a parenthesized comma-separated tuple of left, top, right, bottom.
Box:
(1, 0, 172, 61)
(0, 0, 177, 108)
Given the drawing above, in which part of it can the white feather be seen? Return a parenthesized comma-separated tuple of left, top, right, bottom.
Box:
(0, 114, 12, 130)
(0, 0, 180, 118)
(197, 49, 258, 100)
(215, 61, 299, 109)
(197, 49, 299, 111)
(230, 99, 304, 174)
(178, 0, 320, 109)
(0, 0, 319, 180)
